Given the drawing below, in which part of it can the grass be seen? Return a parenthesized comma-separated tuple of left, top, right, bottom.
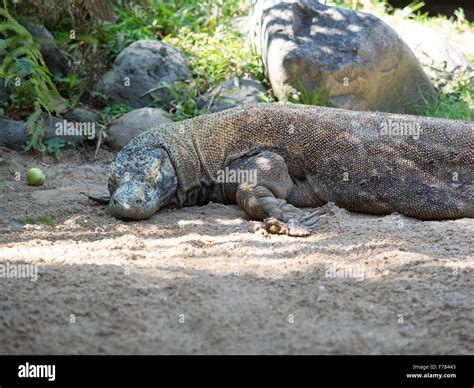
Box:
(100, 0, 265, 120)
(421, 75, 474, 120)
(289, 79, 331, 107)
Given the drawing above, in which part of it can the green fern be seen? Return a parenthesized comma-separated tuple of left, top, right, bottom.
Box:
(0, 0, 66, 150)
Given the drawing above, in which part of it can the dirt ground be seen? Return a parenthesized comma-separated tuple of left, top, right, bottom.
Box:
(0, 147, 472, 355)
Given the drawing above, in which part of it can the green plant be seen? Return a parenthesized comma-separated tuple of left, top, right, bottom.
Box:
(0, 0, 66, 150)
(289, 79, 331, 106)
(150, 81, 205, 121)
(398, 1, 428, 20)
(0, 209, 55, 229)
(53, 73, 87, 106)
(418, 74, 474, 120)
(102, 1, 265, 118)
(20, 215, 55, 228)
(99, 103, 133, 125)
(2, 0, 263, 125)
(165, 25, 265, 92)
(43, 137, 66, 160)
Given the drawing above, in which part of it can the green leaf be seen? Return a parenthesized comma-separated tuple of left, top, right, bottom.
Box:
(295, 79, 308, 103)
(0, 1, 68, 149)
(15, 57, 34, 75)
(44, 137, 66, 160)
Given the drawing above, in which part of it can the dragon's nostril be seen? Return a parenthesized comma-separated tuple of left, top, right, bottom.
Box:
(135, 198, 144, 206)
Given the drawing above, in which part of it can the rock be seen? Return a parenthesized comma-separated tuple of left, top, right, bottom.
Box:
(97, 40, 192, 109)
(395, 23, 471, 83)
(0, 117, 85, 151)
(24, 24, 70, 76)
(249, 0, 436, 113)
(205, 75, 267, 112)
(0, 84, 10, 103)
(0, 118, 27, 150)
(107, 107, 173, 150)
(63, 107, 100, 123)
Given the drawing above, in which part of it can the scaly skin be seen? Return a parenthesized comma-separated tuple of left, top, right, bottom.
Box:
(108, 103, 473, 235)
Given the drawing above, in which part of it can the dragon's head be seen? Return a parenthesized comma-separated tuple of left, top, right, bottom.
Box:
(108, 144, 178, 220)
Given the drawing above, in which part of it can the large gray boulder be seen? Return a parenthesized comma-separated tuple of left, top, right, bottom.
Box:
(97, 40, 192, 109)
(107, 107, 173, 150)
(249, 0, 436, 113)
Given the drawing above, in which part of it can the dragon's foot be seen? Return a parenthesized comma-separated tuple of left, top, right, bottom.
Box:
(263, 217, 310, 237)
(262, 208, 323, 237)
(246, 194, 328, 236)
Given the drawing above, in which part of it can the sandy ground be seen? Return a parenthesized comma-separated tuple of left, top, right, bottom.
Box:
(0, 147, 472, 355)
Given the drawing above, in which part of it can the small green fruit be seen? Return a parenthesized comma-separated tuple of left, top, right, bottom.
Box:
(26, 167, 45, 186)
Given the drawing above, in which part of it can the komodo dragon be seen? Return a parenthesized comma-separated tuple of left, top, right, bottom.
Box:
(105, 103, 473, 236)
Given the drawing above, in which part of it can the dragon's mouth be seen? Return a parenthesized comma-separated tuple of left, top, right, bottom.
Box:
(108, 184, 161, 220)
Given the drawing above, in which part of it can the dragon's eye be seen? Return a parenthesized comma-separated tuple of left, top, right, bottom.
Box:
(108, 171, 117, 188)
